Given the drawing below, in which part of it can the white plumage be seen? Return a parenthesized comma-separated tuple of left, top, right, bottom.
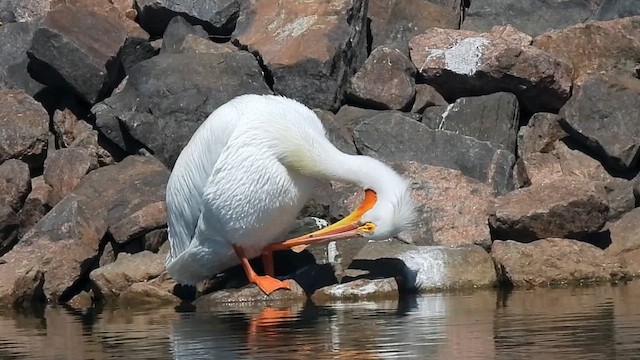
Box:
(165, 94, 415, 288)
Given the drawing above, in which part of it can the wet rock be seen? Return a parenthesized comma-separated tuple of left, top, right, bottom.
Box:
(136, 0, 241, 37)
(462, 0, 594, 37)
(346, 46, 416, 111)
(533, 17, 640, 85)
(0, 21, 45, 96)
(0, 205, 19, 256)
(410, 25, 572, 113)
(0, 159, 31, 212)
(489, 177, 609, 242)
(0, 89, 49, 168)
(52, 107, 114, 166)
(353, 113, 515, 195)
(194, 280, 306, 307)
(344, 241, 497, 292)
(421, 92, 520, 154)
(119, 282, 181, 307)
(311, 278, 399, 303)
(16, 176, 51, 238)
(92, 52, 270, 168)
(492, 239, 622, 287)
(110, 201, 167, 244)
(0, 0, 52, 22)
(606, 208, 640, 276)
(559, 75, 640, 171)
(517, 113, 568, 157)
(596, 0, 640, 20)
(63, 0, 148, 39)
(89, 251, 166, 300)
(512, 152, 563, 188)
(160, 16, 209, 55)
(0, 156, 169, 303)
(410, 84, 447, 114)
(368, 0, 461, 53)
(234, 0, 368, 111)
(43, 148, 97, 207)
(28, 5, 128, 104)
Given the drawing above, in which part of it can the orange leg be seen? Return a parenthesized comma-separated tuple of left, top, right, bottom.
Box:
(232, 245, 290, 295)
(261, 250, 276, 277)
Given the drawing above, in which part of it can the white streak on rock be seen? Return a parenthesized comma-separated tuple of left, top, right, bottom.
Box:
(424, 37, 489, 76)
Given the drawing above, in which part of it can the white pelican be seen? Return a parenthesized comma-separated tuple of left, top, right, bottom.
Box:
(165, 94, 416, 294)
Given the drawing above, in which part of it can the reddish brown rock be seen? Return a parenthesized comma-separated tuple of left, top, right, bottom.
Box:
(517, 113, 568, 157)
(489, 177, 609, 242)
(346, 46, 416, 110)
(179, 34, 235, 54)
(311, 278, 399, 303)
(410, 84, 447, 113)
(533, 16, 640, 85)
(552, 141, 611, 182)
(0, 205, 19, 256)
(0, 267, 46, 307)
(16, 176, 51, 238)
(234, 0, 367, 110)
(43, 148, 97, 207)
(0, 159, 31, 212)
(143, 228, 168, 253)
(492, 239, 622, 287)
(52, 107, 114, 166)
(109, 201, 167, 244)
(89, 251, 166, 300)
(0, 90, 49, 168)
(605, 208, 640, 276)
(410, 25, 572, 112)
(62, 0, 148, 38)
(119, 282, 181, 307)
(512, 152, 563, 188)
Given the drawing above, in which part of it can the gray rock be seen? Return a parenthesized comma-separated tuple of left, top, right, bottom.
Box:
(559, 75, 640, 171)
(160, 16, 209, 55)
(603, 178, 635, 221)
(0, 159, 31, 212)
(0, 0, 51, 23)
(596, 0, 640, 20)
(492, 239, 622, 287)
(605, 208, 640, 276)
(119, 282, 181, 307)
(489, 177, 609, 242)
(0, 20, 45, 96)
(346, 45, 416, 111)
(517, 113, 568, 157)
(28, 5, 128, 104)
(462, 0, 594, 37)
(634, 173, 640, 200)
(93, 52, 270, 168)
(109, 201, 167, 244)
(421, 92, 520, 154)
(0, 205, 19, 256)
(313, 109, 357, 155)
(343, 241, 497, 292)
(353, 113, 515, 195)
(136, 0, 241, 37)
(143, 228, 168, 253)
(194, 280, 306, 307)
(410, 84, 447, 114)
(89, 251, 166, 300)
(311, 278, 399, 303)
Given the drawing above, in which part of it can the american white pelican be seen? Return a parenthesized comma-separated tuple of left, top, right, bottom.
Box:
(165, 94, 416, 294)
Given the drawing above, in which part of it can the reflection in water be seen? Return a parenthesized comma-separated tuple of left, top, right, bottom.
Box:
(1, 283, 639, 359)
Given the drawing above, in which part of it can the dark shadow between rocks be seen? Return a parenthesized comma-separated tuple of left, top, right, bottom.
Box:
(583, 230, 612, 250)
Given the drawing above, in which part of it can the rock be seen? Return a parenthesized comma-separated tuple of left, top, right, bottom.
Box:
(492, 239, 622, 287)
(0, 205, 19, 256)
(63, 0, 149, 39)
(517, 113, 568, 157)
(0, 21, 45, 97)
(193, 280, 306, 307)
(43, 148, 97, 207)
(28, 5, 128, 104)
(0, 0, 52, 23)
(559, 75, 640, 171)
(67, 290, 93, 308)
(311, 278, 399, 303)
(552, 141, 611, 183)
(462, 0, 594, 37)
(606, 208, 640, 276)
(334, 105, 387, 133)
(160, 16, 209, 55)
(313, 109, 357, 155)
(99, 241, 116, 267)
(179, 34, 235, 54)
(346, 45, 416, 111)
(0, 155, 169, 303)
(0, 159, 31, 212)
(92, 52, 270, 168)
(596, 0, 640, 20)
(603, 178, 635, 221)
(353, 112, 515, 195)
(143, 228, 168, 253)
(109, 201, 167, 244)
(512, 152, 563, 188)
(410, 84, 447, 113)
(16, 176, 51, 238)
(119, 282, 181, 307)
(533, 16, 640, 85)
(634, 174, 640, 200)
(3, 267, 46, 307)
(52, 107, 114, 166)
(136, 0, 241, 37)
(0, 89, 49, 168)
(410, 25, 572, 113)
(368, 0, 461, 53)
(234, 0, 368, 111)
(489, 177, 609, 242)
(421, 92, 520, 154)
(343, 241, 497, 292)
(89, 251, 166, 300)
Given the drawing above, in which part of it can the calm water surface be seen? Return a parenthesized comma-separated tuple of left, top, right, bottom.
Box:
(1, 282, 640, 359)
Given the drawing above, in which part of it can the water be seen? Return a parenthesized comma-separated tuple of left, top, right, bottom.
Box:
(1, 282, 640, 359)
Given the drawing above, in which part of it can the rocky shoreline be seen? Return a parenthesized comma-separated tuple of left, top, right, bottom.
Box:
(1, 0, 639, 309)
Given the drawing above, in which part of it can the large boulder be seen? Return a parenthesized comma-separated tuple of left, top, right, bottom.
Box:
(410, 25, 572, 113)
(559, 75, 640, 171)
(353, 112, 515, 195)
(233, 0, 368, 111)
(92, 52, 270, 168)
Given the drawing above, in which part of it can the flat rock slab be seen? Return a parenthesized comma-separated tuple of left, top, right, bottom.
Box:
(353, 112, 515, 195)
(89, 251, 166, 300)
(492, 239, 623, 287)
(343, 241, 497, 292)
(311, 278, 399, 303)
(490, 177, 609, 242)
(194, 280, 306, 308)
(234, 0, 367, 111)
(410, 25, 572, 113)
(559, 75, 640, 171)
